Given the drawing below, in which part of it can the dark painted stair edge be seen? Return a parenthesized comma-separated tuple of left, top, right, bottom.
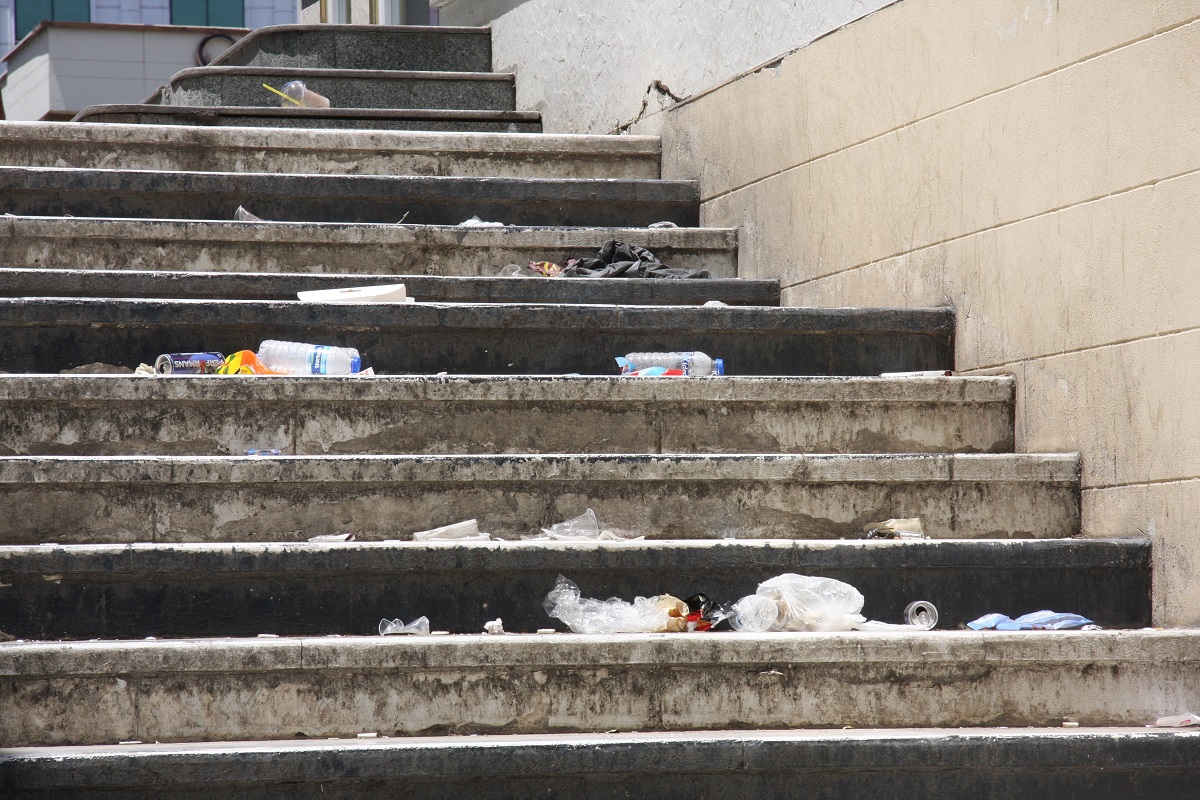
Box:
(0, 539, 1150, 638)
(2, 729, 1197, 799)
(73, 105, 544, 132)
(0, 268, 781, 306)
(0, 167, 698, 227)
(0, 299, 953, 375)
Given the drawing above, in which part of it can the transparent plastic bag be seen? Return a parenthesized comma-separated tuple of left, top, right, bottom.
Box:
(542, 575, 686, 633)
(412, 519, 492, 542)
(522, 509, 642, 541)
(729, 574, 937, 633)
(378, 616, 430, 636)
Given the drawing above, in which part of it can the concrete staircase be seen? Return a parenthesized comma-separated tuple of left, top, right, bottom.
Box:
(0, 22, 1195, 798)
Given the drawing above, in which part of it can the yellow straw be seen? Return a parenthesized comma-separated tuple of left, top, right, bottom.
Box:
(262, 82, 302, 106)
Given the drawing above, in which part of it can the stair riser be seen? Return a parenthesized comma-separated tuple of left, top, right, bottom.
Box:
(0, 376, 1012, 455)
(214, 27, 493, 72)
(74, 108, 544, 132)
(0, 454, 1079, 543)
(0, 540, 1150, 638)
(163, 71, 515, 111)
(0, 219, 737, 277)
(0, 169, 699, 227)
(0, 301, 952, 376)
(0, 127, 660, 180)
(0, 269, 775, 305)
(5, 732, 1197, 799)
(0, 632, 1192, 746)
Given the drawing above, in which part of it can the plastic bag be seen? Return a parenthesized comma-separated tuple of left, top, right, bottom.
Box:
(525, 509, 642, 541)
(412, 519, 492, 542)
(378, 616, 430, 636)
(967, 610, 1095, 631)
(543, 575, 686, 633)
(729, 574, 937, 633)
(864, 518, 926, 540)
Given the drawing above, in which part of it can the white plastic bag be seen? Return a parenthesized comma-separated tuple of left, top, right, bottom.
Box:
(542, 575, 686, 633)
(729, 574, 935, 633)
(412, 519, 492, 542)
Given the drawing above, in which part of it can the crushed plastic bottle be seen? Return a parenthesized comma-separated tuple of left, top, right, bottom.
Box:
(618, 351, 724, 377)
(257, 340, 362, 375)
(378, 616, 430, 636)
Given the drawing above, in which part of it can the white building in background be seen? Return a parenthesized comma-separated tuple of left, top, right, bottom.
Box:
(0, 0, 297, 119)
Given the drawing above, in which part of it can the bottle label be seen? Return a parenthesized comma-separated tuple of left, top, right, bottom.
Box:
(309, 346, 329, 374)
(680, 355, 692, 376)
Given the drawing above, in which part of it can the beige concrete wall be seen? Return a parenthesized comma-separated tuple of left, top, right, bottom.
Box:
(662, 0, 1200, 624)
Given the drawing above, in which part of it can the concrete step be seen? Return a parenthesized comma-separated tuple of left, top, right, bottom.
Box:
(211, 24, 493, 72)
(0, 453, 1079, 544)
(157, 66, 516, 111)
(0, 122, 660, 179)
(5, 728, 1197, 798)
(0, 217, 738, 277)
(0, 167, 699, 227)
(0, 299, 953, 375)
(0, 630, 1192, 746)
(0, 539, 1149, 639)
(0, 268, 778, 306)
(0, 375, 1009, 456)
(74, 104, 545, 132)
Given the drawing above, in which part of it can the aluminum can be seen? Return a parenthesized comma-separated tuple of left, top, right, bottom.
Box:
(154, 352, 225, 375)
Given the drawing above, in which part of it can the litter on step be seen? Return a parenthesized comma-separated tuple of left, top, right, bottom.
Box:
(262, 80, 329, 108)
(498, 239, 711, 280)
(379, 616, 430, 636)
(864, 518, 926, 540)
(523, 508, 642, 541)
(412, 519, 493, 542)
(618, 351, 724, 377)
(1150, 712, 1200, 727)
(542, 573, 938, 635)
(297, 283, 414, 304)
(967, 610, 1099, 630)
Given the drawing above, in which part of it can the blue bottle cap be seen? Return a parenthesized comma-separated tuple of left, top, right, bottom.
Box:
(350, 354, 362, 373)
(714, 358, 725, 376)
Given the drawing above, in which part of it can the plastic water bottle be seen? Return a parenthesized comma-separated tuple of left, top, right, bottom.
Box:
(257, 340, 361, 375)
(622, 351, 724, 376)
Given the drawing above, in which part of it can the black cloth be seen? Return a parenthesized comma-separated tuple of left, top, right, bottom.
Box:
(560, 240, 710, 279)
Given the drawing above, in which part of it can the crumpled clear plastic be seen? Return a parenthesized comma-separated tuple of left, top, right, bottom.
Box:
(524, 509, 643, 541)
(729, 574, 936, 633)
(412, 519, 493, 542)
(378, 616, 430, 636)
(543, 575, 686, 633)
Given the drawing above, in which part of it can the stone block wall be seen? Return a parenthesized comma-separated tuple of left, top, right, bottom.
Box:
(660, 0, 1200, 624)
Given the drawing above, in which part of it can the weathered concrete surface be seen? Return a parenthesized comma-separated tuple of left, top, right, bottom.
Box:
(658, 0, 1200, 626)
(74, 105, 545, 133)
(0, 299, 953, 376)
(0, 122, 660, 180)
(0, 375, 1011, 456)
(159, 67, 516, 111)
(0, 167, 699, 228)
(0, 268, 776, 306)
(5, 728, 1198, 799)
(0, 538, 1149, 639)
(473, 0, 899, 135)
(0, 217, 738, 277)
(0, 630, 1194, 746)
(0, 453, 1079, 543)
(210, 24, 493, 72)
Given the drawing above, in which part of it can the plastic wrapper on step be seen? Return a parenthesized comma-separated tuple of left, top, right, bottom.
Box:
(863, 518, 926, 540)
(542, 575, 687, 633)
(967, 610, 1096, 631)
(378, 616, 430, 636)
(729, 574, 938, 633)
(412, 519, 493, 542)
(1150, 712, 1200, 727)
(523, 508, 643, 541)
